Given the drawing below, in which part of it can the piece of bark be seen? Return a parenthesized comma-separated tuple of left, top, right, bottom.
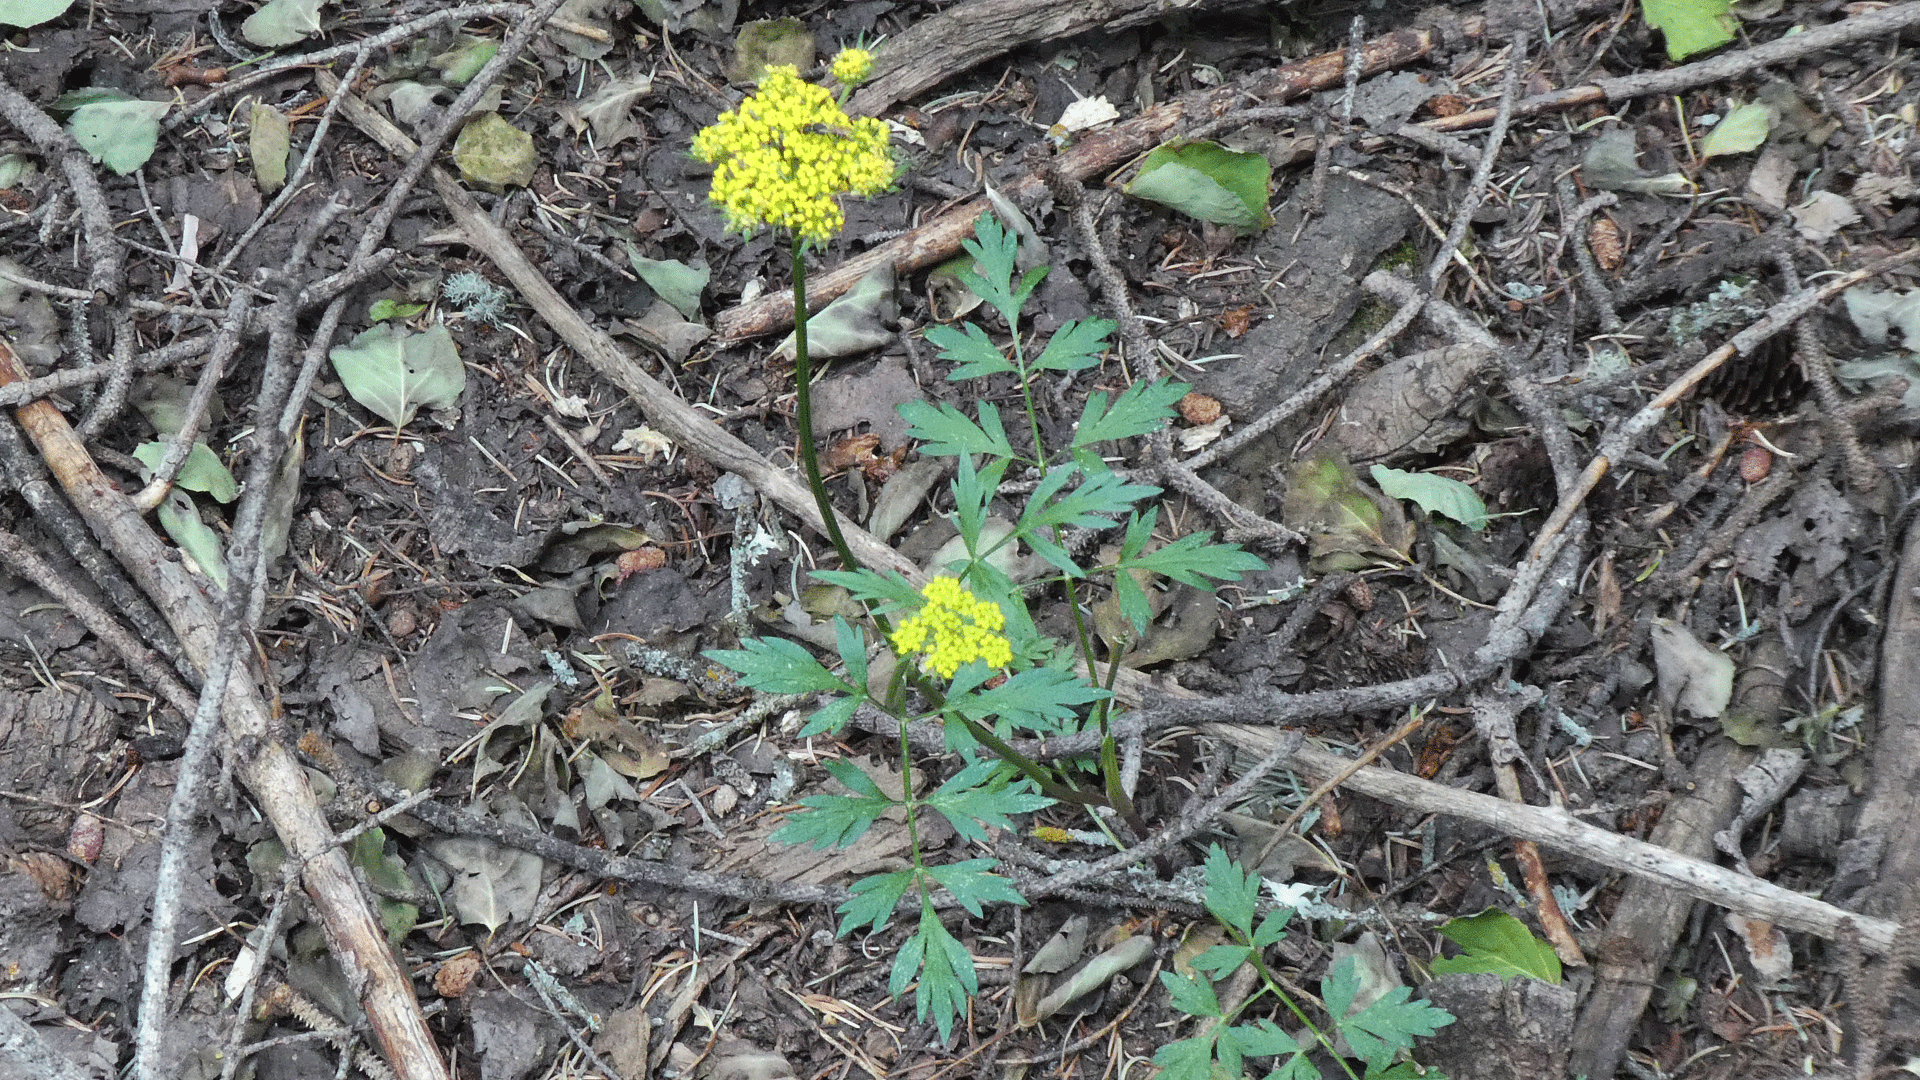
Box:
(0, 341, 451, 1080)
(847, 0, 1262, 118)
(1566, 735, 1753, 1080)
(1854, 512, 1920, 921)
(1416, 972, 1575, 1080)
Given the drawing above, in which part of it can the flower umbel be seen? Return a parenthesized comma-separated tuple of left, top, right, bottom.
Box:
(831, 46, 875, 88)
(891, 577, 1013, 679)
(689, 65, 893, 243)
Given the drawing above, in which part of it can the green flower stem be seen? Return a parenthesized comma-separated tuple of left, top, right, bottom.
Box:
(790, 236, 863, 575)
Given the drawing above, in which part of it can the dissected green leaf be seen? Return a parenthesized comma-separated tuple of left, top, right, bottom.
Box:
(1201, 844, 1259, 939)
(1125, 140, 1272, 227)
(453, 112, 535, 192)
(241, 0, 324, 46)
(133, 441, 239, 503)
(921, 762, 1051, 842)
(898, 398, 1014, 459)
(900, 903, 976, 1042)
(1429, 909, 1563, 983)
(157, 489, 228, 590)
(1032, 318, 1114, 373)
(626, 247, 710, 320)
(328, 322, 465, 428)
(705, 636, 850, 694)
(1116, 530, 1265, 587)
(925, 321, 1013, 380)
(1323, 955, 1456, 1070)
(835, 867, 915, 935)
(1074, 379, 1189, 449)
(1642, 0, 1736, 60)
(65, 95, 170, 175)
(923, 857, 1026, 916)
(1370, 465, 1489, 530)
(729, 16, 814, 83)
(943, 667, 1108, 738)
(1699, 103, 1772, 158)
(248, 103, 291, 193)
(0, 0, 74, 28)
(1160, 968, 1224, 1018)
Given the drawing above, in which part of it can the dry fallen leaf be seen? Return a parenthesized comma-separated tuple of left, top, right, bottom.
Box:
(612, 424, 674, 461)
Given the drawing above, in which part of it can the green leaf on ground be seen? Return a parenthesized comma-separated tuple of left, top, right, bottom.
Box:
(157, 490, 228, 590)
(453, 112, 536, 192)
(1370, 465, 1488, 530)
(241, 0, 323, 46)
(728, 16, 814, 82)
(432, 35, 499, 84)
(897, 904, 977, 1042)
(1125, 140, 1272, 227)
(1429, 909, 1564, 983)
(1642, 0, 1736, 60)
(0, 0, 74, 28)
(133, 441, 239, 503)
(1117, 530, 1265, 585)
(328, 322, 465, 428)
(64, 94, 170, 175)
(1699, 103, 1772, 158)
(626, 247, 710, 320)
(249, 103, 291, 193)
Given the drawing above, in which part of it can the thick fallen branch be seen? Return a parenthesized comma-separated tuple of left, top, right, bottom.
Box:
(847, 0, 1262, 117)
(0, 340, 451, 1080)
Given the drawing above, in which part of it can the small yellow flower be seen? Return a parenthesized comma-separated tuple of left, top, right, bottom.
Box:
(831, 47, 875, 87)
(689, 64, 893, 243)
(890, 576, 1013, 679)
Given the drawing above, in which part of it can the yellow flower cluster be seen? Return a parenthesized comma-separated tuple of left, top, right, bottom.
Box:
(831, 47, 875, 87)
(890, 576, 1013, 679)
(689, 65, 893, 243)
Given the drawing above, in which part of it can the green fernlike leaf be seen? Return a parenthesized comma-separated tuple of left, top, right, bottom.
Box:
(1201, 844, 1259, 938)
(923, 857, 1027, 916)
(1642, 0, 1735, 60)
(1323, 956, 1455, 1071)
(921, 762, 1051, 842)
(770, 760, 895, 851)
(926, 321, 1014, 380)
(1019, 466, 1160, 539)
(1369, 465, 1488, 531)
(894, 903, 978, 1043)
(1074, 379, 1190, 450)
(1159, 969, 1223, 1019)
(898, 399, 1014, 459)
(835, 867, 915, 935)
(704, 636, 850, 694)
(328, 323, 465, 428)
(954, 212, 1046, 328)
(811, 568, 925, 614)
(1428, 909, 1563, 984)
(1125, 140, 1273, 228)
(1117, 531, 1266, 587)
(944, 667, 1108, 736)
(1152, 1033, 1220, 1080)
(1032, 318, 1114, 374)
